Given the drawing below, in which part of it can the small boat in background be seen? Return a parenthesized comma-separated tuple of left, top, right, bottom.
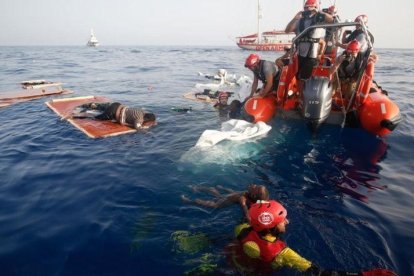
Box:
(236, 0, 295, 51)
(87, 29, 99, 47)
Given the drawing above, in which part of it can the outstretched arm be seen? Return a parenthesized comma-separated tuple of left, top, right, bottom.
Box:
(272, 247, 312, 272)
(329, 55, 345, 78)
(239, 195, 250, 223)
(257, 74, 274, 97)
(249, 76, 259, 98)
(285, 11, 302, 33)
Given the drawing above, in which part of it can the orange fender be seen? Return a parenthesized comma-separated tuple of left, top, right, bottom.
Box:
(276, 66, 289, 102)
(244, 96, 277, 123)
(358, 89, 401, 137)
(356, 62, 375, 106)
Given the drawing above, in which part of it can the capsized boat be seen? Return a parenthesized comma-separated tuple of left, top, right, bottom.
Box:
(243, 21, 402, 137)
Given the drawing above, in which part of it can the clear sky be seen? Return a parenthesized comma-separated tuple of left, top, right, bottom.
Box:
(1, 0, 413, 48)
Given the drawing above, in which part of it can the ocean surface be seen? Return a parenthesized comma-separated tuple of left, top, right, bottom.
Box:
(0, 46, 413, 275)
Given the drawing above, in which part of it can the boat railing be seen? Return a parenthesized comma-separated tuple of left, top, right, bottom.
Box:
(291, 21, 373, 50)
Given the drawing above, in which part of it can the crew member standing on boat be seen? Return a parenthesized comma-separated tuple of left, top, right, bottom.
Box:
(285, 0, 333, 90)
(337, 14, 374, 54)
(323, 5, 340, 55)
(244, 53, 279, 98)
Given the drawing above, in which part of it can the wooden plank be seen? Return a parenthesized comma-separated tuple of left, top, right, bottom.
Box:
(45, 96, 137, 138)
(183, 92, 218, 104)
(0, 89, 72, 108)
(0, 87, 68, 100)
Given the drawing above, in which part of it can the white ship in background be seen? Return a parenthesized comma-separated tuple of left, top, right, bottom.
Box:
(87, 29, 99, 47)
(236, 0, 294, 51)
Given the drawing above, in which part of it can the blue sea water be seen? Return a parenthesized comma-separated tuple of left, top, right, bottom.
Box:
(0, 46, 413, 275)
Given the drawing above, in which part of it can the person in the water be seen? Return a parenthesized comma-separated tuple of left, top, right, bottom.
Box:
(71, 102, 156, 129)
(181, 184, 269, 223)
(233, 200, 396, 275)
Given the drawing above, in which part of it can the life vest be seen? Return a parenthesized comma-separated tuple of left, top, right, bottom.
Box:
(252, 60, 279, 91)
(338, 52, 364, 80)
(276, 66, 289, 102)
(240, 228, 287, 263)
(355, 61, 375, 106)
(295, 12, 325, 58)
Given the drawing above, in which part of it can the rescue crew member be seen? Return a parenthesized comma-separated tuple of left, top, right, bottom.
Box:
(285, 0, 333, 90)
(71, 102, 156, 129)
(244, 53, 280, 98)
(234, 200, 395, 275)
(329, 40, 378, 99)
(337, 14, 374, 54)
(235, 200, 314, 273)
(323, 5, 340, 55)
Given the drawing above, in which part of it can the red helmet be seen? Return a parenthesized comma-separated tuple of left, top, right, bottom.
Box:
(346, 40, 360, 54)
(249, 200, 287, 232)
(354, 14, 368, 25)
(304, 0, 318, 8)
(328, 5, 337, 14)
(245, 53, 260, 69)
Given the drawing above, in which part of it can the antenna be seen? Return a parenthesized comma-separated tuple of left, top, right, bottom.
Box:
(257, 0, 261, 43)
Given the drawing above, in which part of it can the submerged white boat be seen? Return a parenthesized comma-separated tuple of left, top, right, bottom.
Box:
(236, 0, 295, 51)
(87, 29, 99, 47)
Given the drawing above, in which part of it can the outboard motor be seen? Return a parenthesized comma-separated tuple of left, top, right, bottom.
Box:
(301, 76, 333, 131)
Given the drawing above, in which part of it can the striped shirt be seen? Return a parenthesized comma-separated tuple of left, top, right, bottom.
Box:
(118, 107, 145, 129)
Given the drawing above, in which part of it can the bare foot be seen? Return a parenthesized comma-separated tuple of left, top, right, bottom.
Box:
(181, 195, 192, 203)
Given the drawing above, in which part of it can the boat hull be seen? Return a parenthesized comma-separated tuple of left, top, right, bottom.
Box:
(237, 43, 291, 52)
(242, 77, 401, 137)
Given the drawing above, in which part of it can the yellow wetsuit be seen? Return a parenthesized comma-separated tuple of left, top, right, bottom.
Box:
(235, 223, 312, 272)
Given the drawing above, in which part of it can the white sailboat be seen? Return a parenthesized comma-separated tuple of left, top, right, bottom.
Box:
(87, 29, 99, 47)
(236, 0, 295, 51)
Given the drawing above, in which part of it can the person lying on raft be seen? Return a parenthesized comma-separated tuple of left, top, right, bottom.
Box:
(70, 102, 156, 129)
(181, 184, 269, 223)
(233, 200, 396, 275)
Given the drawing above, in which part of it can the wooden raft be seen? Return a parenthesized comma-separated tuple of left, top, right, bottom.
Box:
(0, 86, 72, 108)
(45, 96, 137, 138)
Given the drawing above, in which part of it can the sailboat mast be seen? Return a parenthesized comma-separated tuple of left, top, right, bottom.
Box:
(257, 0, 261, 43)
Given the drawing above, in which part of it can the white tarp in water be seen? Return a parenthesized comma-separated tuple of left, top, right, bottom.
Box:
(195, 119, 271, 147)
